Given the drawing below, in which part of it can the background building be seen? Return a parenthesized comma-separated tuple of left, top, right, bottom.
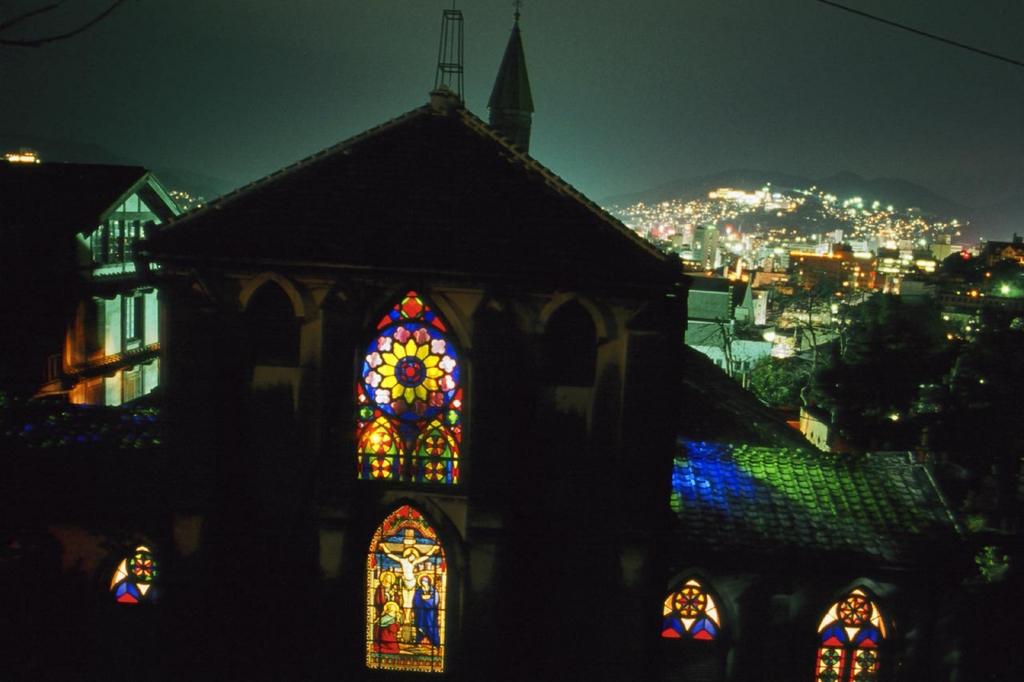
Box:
(0, 159, 179, 404)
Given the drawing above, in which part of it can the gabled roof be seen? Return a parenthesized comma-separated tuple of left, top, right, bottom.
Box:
(672, 441, 963, 566)
(688, 276, 732, 294)
(0, 162, 171, 235)
(144, 99, 682, 290)
(677, 345, 808, 447)
(687, 276, 750, 310)
(488, 22, 534, 113)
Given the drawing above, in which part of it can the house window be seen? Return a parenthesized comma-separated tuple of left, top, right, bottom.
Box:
(124, 294, 143, 342)
(91, 226, 107, 264)
(107, 220, 123, 262)
(84, 298, 104, 356)
(815, 587, 887, 682)
(124, 220, 137, 259)
(366, 504, 446, 673)
(110, 545, 159, 604)
(123, 367, 142, 403)
(542, 300, 596, 386)
(662, 578, 722, 640)
(356, 291, 462, 485)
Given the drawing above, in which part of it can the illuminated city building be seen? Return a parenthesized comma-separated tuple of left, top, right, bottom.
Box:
(980, 234, 1024, 268)
(789, 244, 876, 292)
(689, 225, 720, 270)
(0, 161, 179, 404)
(684, 276, 772, 386)
(4, 147, 41, 164)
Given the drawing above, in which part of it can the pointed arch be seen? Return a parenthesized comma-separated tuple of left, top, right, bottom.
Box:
(541, 298, 598, 386)
(814, 587, 887, 682)
(357, 416, 404, 481)
(239, 272, 306, 319)
(366, 504, 447, 673)
(662, 577, 722, 641)
(244, 280, 300, 366)
(357, 291, 463, 485)
(110, 544, 159, 605)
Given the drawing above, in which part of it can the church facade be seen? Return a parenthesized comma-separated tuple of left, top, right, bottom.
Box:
(141, 87, 689, 680)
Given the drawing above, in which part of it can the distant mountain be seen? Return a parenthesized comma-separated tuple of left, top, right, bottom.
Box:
(602, 168, 973, 221)
(602, 169, 814, 208)
(972, 196, 1024, 242)
(814, 171, 971, 219)
(0, 134, 236, 202)
(0, 134, 136, 167)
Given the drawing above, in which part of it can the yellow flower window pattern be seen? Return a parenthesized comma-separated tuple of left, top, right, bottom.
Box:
(357, 292, 462, 484)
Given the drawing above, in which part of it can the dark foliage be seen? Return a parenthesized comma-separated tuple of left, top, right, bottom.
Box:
(812, 295, 951, 450)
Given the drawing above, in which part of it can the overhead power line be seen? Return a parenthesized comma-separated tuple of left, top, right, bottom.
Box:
(816, 0, 1024, 69)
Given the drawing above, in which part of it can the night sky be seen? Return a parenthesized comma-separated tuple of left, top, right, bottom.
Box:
(2, 0, 1021, 220)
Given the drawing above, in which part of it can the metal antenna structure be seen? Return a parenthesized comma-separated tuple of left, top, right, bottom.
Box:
(434, 4, 465, 98)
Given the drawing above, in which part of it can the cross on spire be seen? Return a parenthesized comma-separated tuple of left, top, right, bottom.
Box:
(514, 0, 522, 23)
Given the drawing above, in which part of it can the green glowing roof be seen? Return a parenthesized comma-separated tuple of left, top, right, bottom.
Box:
(672, 441, 963, 566)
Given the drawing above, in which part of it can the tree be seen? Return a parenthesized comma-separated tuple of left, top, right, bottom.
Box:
(775, 279, 840, 372)
(938, 316, 1024, 530)
(812, 294, 951, 450)
(0, 1, 127, 48)
(748, 356, 806, 408)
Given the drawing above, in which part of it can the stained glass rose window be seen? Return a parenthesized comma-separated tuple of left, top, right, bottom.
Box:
(363, 323, 459, 421)
(357, 292, 462, 485)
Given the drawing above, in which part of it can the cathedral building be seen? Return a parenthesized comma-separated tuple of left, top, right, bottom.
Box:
(142, 74, 688, 677)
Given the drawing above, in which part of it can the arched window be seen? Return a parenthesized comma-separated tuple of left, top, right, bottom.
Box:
(357, 292, 462, 485)
(815, 587, 887, 682)
(110, 545, 159, 604)
(542, 300, 596, 386)
(662, 578, 721, 641)
(366, 504, 447, 673)
(245, 282, 299, 366)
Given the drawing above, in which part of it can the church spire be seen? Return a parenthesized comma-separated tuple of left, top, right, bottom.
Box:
(488, 3, 534, 154)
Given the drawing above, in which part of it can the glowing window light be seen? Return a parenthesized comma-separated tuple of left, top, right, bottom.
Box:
(110, 545, 159, 604)
(662, 578, 721, 640)
(366, 505, 446, 673)
(356, 292, 461, 485)
(815, 588, 886, 682)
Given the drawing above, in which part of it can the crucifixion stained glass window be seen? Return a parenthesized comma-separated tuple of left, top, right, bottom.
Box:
(815, 588, 887, 682)
(366, 505, 446, 673)
(356, 292, 462, 485)
(662, 578, 721, 640)
(110, 545, 159, 604)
